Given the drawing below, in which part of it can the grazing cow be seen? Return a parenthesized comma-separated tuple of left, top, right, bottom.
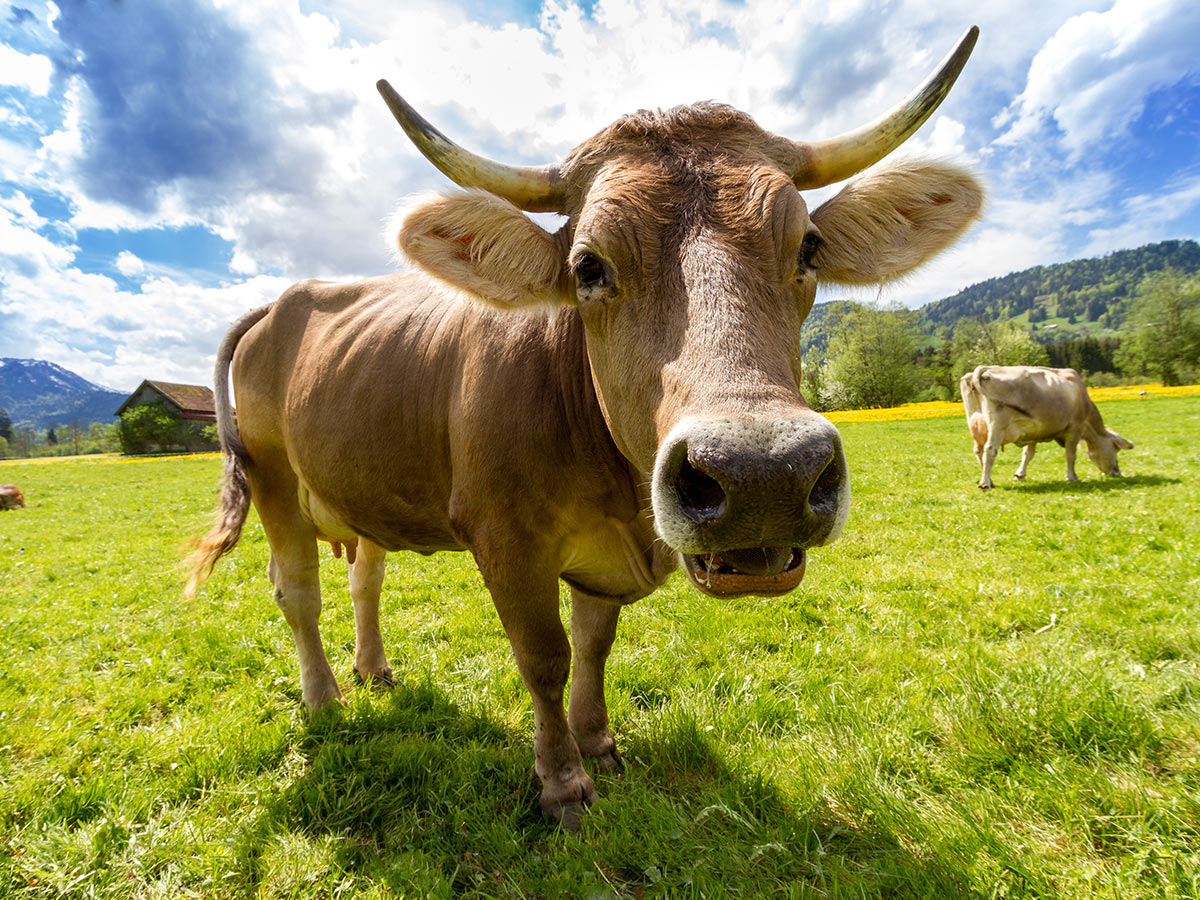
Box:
(961, 365, 1133, 490)
(0, 484, 25, 510)
(188, 28, 983, 827)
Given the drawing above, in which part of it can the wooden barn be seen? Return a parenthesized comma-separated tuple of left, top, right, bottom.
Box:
(114, 380, 219, 452)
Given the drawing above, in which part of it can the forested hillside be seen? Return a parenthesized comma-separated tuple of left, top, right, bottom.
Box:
(916, 239, 1200, 332)
(799, 240, 1200, 408)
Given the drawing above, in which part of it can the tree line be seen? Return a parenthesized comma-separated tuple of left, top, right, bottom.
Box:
(0, 411, 120, 458)
(801, 270, 1200, 410)
(0, 402, 218, 459)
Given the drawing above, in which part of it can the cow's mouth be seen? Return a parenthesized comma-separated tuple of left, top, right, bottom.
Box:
(681, 546, 805, 598)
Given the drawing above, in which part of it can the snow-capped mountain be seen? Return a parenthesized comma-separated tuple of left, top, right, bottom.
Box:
(0, 358, 126, 428)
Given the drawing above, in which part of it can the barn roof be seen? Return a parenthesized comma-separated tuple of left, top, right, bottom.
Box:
(114, 380, 217, 421)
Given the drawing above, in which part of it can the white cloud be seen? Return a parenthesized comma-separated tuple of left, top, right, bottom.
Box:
(0, 44, 52, 95)
(1081, 172, 1200, 257)
(997, 0, 1200, 156)
(115, 250, 144, 277)
(0, 193, 74, 273)
(4, 0, 1200, 387)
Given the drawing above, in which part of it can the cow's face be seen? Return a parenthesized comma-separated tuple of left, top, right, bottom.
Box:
(384, 28, 983, 596)
(566, 152, 844, 594)
(1088, 428, 1134, 477)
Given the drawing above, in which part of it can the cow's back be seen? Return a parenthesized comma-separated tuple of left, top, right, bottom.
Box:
(969, 365, 1089, 442)
(231, 275, 629, 554)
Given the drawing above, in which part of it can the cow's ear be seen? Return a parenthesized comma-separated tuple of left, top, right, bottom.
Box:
(398, 190, 567, 308)
(809, 162, 983, 285)
(1109, 429, 1134, 450)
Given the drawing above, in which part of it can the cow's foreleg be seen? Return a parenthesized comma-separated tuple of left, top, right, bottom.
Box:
(1064, 434, 1081, 481)
(349, 537, 393, 688)
(568, 589, 624, 773)
(483, 567, 595, 830)
(1014, 443, 1035, 481)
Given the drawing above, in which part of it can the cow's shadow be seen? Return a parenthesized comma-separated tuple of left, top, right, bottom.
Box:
(231, 679, 993, 897)
(1005, 473, 1180, 494)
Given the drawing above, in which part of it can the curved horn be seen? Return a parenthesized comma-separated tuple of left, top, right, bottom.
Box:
(790, 25, 979, 189)
(376, 80, 566, 213)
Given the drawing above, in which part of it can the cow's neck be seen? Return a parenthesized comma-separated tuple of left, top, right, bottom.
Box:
(545, 307, 653, 512)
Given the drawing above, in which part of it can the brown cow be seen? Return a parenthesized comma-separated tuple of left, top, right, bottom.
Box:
(961, 365, 1133, 489)
(0, 484, 25, 510)
(189, 28, 983, 827)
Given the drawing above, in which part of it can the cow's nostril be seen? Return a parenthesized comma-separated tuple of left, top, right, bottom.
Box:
(675, 457, 727, 524)
(808, 455, 841, 515)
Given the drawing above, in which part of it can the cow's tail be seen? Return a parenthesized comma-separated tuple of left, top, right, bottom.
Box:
(960, 368, 989, 448)
(185, 305, 272, 597)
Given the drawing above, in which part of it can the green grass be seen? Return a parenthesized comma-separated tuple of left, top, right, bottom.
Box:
(1, 396, 1198, 899)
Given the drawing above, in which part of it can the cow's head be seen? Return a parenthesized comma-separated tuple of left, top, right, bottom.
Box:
(1088, 428, 1134, 477)
(383, 27, 983, 597)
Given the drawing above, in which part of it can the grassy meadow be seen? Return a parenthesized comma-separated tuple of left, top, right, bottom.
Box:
(1, 395, 1198, 899)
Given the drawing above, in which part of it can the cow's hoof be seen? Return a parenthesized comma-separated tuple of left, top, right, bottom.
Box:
(301, 680, 345, 713)
(1012, 474, 1025, 481)
(354, 665, 395, 690)
(539, 774, 597, 832)
(593, 748, 625, 775)
(575, 730, 624, 773)
(978, 483, 992, 491)
(305, 691, 347, 717)
(555, 801, 587, 833)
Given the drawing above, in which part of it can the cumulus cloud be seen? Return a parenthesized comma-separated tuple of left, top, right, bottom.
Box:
(0, 42, 51, 94)
(115, 250, 144, 277)
(997, 0, 1200, 156)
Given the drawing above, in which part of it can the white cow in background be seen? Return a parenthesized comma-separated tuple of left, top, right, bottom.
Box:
(961, 365, 1133, 490)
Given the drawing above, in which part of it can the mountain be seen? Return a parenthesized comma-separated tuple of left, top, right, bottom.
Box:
(802, 239, 1200, 355)
(915, 239, 1200, 335)
(0, 358, 127, 429)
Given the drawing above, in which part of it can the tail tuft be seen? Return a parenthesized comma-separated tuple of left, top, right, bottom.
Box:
(185, 452, 251, 597)
(183, 304, 270, 597)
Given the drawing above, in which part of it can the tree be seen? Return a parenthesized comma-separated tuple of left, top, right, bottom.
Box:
(46, 425, 58, 445)
(13, 426, 35, 457)
(820, 303, 921, 409)
(950, 319, 1049, 380)
(89, 422, 120, 453)
(1115, 270, 1200, 385)
(118, 402, 180, 454)
(0, 408, 12, 442)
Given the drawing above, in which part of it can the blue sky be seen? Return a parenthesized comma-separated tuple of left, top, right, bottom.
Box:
(1, 0, 1198, 390)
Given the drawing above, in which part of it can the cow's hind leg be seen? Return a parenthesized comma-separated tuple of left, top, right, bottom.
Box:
(349, 537, 393, 688)
(568, 589, 624, 773)
(980, 438, 999, 490)
(253, 472, 342, 711)
(1014, 443, 1035, 481)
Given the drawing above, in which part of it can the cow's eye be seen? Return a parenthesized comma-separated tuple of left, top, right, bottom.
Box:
(572, 252, 613, 295)
(799, 232, 822, 270)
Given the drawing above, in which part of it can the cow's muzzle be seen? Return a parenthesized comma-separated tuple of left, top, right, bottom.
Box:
(651, 415, 849, 597)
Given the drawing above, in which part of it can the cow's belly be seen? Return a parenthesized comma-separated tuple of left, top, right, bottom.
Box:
(297, 480, 462, 554)
(559, 516, 674, 604)
(988, 411, 1065, 448)
(1006, 421, 1064, 447)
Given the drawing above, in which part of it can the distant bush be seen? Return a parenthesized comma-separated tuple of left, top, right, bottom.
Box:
(117, 403, 217, 454)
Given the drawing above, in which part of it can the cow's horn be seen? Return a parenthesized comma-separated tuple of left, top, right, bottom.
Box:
(377, 80, 566, 213)
(789, 26, 979, 189)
